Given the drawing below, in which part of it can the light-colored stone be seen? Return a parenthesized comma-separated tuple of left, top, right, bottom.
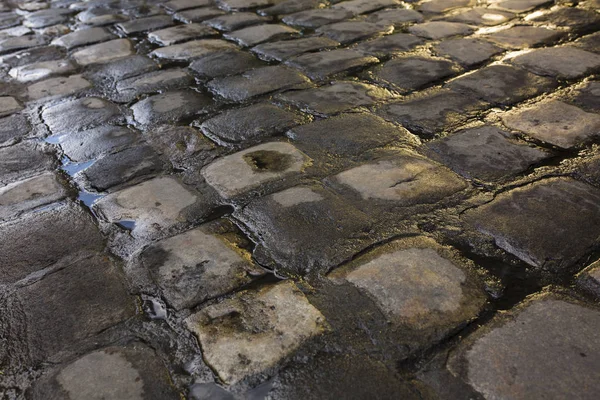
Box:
(72, 39, 134, 66)
(202, 142, 310, 198)
(502, 100, 600, 148)
(26, 75, 91, 101)
(9, 59, 75, 82)
(0, 96, 22, 116)
(150, 39, 238, 60)
(52, 27, 116, 49)
(184, 281, 327, 384)
(0, 172, 65, 220)
(272, 186, 324, 207)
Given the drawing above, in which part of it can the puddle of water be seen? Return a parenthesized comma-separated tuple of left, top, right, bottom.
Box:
(44, 134, 64, 144)
(78, 191, 104, 208)
(61, 158, 96, 176)
(117, 220, 136, 231)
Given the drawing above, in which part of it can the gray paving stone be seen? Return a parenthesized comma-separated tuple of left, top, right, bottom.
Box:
(259, 0, 325, 16)
(9, 59, 76, 82)
(23, 9, 72, 28)
(224, 24, 300, 47)
(173, 7, 226, 23)
(72, 38, 134, 66)
(59, 125, 139, 162)
(316, 21, 393, 45)
(282, 9, 353, 28)
(444, 8, 514, 26)
(85, 55, 159, 84)
(377, 89, 488, 138)
(286, 49, 379, 80)
(144, 125, 215, 167)
(0, 202, 104, 283)
(572, 31, 600, 54)
(449, 296, 600, 400)
(329, 236, 485, 333)
(189, 49, 264, 79)
(140, 220, 264, 310)
(0, 96, 21, 116)
(409, 21, 474, 40)
(366, 8, 424, 26)
(117, 15, 174, 35)
(76, 8, 127, 26)
(113, 68, 193, 102)
(287, 112, 417, 160)
(0, 45, 66, 67)
(148, 23, 217, 46)
(200, 103, 310, 144)
(0, 142, 54, 185)
(484, 26, 563, 49)
(354, 33, 424, 58)
(364, 56, 460, 93)
(530, 7, 600, 35)
(0, 12, 22, 29)
(577, 260, 600, 299)
(252, 36, 339, 61)
(276, 81, 393, 116)
(217, 0, 277, 11)
(131, 90, 213, 125)
(184, 281, 327, 383)
(26, 74, 91, 101)
(511, 47, 600, 79)
(418, 0, 473, 14)
(150, 39, 238, 60)
(0, 172, 66, 221)
(52, 27, 115, 49)
(164, 0, 213, 11)
(332, 0, 401, 15)
(0, 34, 48, 54)
(489, 0, 550, 13)
(81, 145, 164, 192)
(0, 113, 30, 146)
(43, 97, 122, 136)
(205, 11, 270, 31)
(207, 65, 310, 102)
(427, 125, 549, 181)
(30, 343, 180, 400)
(434, 38, 502, 67)
(502, 100, 600, 149)
(571, 80, 600, 113)
(446, 64, 557, 106)
(463, 178, 600, 269)
(202, 142, 310, 198)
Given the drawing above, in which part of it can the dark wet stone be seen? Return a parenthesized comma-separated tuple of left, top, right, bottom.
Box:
(433, 38, 503, 67)
(427, 125, 549, 181)
(76, 8, 127, 26)
(275, 81, 393, 116)
(173, 7, 226, 23)
(144, 125, 215, 167)
(368, 9, 423, 27)
(332, 0, 401, 15)
(484, 26, 563, 49)
(164, 0, 212, 11)
(200, 103, 310, 144)
(282, 9, 353, 28)
(259, 0, 324, 16)
(0, 172, 66, 222)
(205, 12, 270, 31)
(446, 64, 558, 106)
(449, 296, 600, 400)
(52, 27, 115, 49)
(511, 47, 600, 79)
(30, 343, 179, 400)
(287, 112, 417, 160)
(489, 0, 550, 13)
(3, 253, 135, 366)
(0, 34, 48, 54)
(235, 184, 375, 275)
(116, 15, 174, 35)
(43, 97, 122, 135)
(0, 113, 30, 146)
(377, 89, 489, 138)
(252, 37, 339, 62)
(0, 142, 55, 185)
(23, 9, 72, 28)
(0, 45, 66, 67)
(150, 39, 238, 61)
(207, 65, 310, 102)
(530, 7, 600, 35)
(60, 125, 139, 162)
(354, 33, 424, 58)
(148, 23, 217, 46)
(464, 178, 600, 269)
(572, 31, 600, 54)
(418, 0, 473, 14)
(409, 21, 474, 39)
(113, 68, 193, 103)
(82, 145, 164, 192)
(444, 8, 514, 26)
(189, 50, 264, 79)
(224, 24, 299, 47)
(571, 81, 600, 113)
(0, 202, 104, 283)
(85, 55, 159, 84)
(131, 90, 213, 125)
(217, 0, 278, 11)
(316, 21, 393, 44)
(364, 56, 460, 93)
(286, 49, 379, 80)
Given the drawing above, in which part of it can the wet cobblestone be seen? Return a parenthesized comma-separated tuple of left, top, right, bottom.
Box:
(0, 0, 599, 399)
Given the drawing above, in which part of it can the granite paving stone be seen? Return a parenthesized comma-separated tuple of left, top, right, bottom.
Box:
(144, 125, 216, 168)
(570, 80, 600, 113)
(259, 0, 326, 16)
(489, 0, 550, 13)
(572, 31, 600, 54)
(72, 38, 134, 65)
(173, 7, 226, 23)
(0, 141, 55, 184)
(530, 7, 600, 35)
(59, 125, 140, 162)
(366, 8, 424, 26)
(354, 33, 424, 58)
(116, 15, 174, 35)
(282, 9, 354, 29)
(286, 49, 379, 80)
(51, 27, 116, 49)
(188, 49, 264, 79)
(26, 74, 91, 101)
(148, 23, 218, 46)
(0, 96, 22, 116)
(0, 172, 66, 221)
(484, 25, 563, 49)
(444, 8, 514, 26)
(315, 21, 394, 45)
(113, 68, 194, 103)
(9, 59, 76, 82)
(150, 38, 238, 60)
(0, 113, 30, 146)
(331, 0, 401, 15)
(85, 55, 159, 84)
(409, 21, 474, 40)
(0, 45, 66, 67)
(43, 97, 122, 135)
(251, 36, 340, 62)
(0, 34, 48, 54)
(163, 0, 213, 12)
(511, 47, 600, 79)
(224, 24, 300, 47)
(204, 12, 270, 31)
(217, 0, 278, 11)
(433, 38, 503, 67)
(131, 90, 214, 126)
(418, 0, 473, 14)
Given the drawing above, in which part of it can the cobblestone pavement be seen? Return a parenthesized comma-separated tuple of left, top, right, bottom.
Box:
(0, 0, 600, 398)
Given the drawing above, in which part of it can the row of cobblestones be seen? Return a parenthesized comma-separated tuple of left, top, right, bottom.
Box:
(0, 0, 599, 398)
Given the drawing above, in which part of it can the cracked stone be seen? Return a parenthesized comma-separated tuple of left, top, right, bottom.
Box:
(184, 281, 327, 383)
(286, 49, 379, 80)
(225, 24, 300, 47)
(502, 100, 600, 149)
(275, 81, 393, 116)
(484, 26, 563, 49)
(511, 47, 600, 79)
(427, 125, 549, 181)
(0, 172, 66, 221)
(207, 65, 310, 102)
(252, 37, 339, 62)
(332, 0, 401, 15)
(202, 141, 310, 198)
(446, 64, 557, 106)
(43, 97, 122, 136)
(463, 178, 600, 269)
(200, 103, 310, 144)
(433, 38, 503, 67)
(354, 33, 424, 58)
(366, 8, 424, 26)
(282, 9, 354, 29)
(316, 21, 394, 45)
(150, 39, 238, 60)
(174, 7, 226, 23)
(116, 15, 174, 35)
(140, 220, 264, 310)
(59, 125, 139, 163)
(205, 12, 270, 31)
(0, 202, 104, 283)
(148, 23, 217, 46)
(189, 50, 264, 79)
(72, 38, 134, 66)
(52, 27, 116, 49)
(0, 34, 48, 54)
(0, 142, 54, 185)
(365, 56, 459, 93)
(27, 74, 91, 101)
(444, 8, 514, 26)
(9, 59, 76, 82)
(131, 90, 213, 126)
(409, 21, 474, 40)
(113, 68, 193, 103)
(0, 96, 22, 116)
